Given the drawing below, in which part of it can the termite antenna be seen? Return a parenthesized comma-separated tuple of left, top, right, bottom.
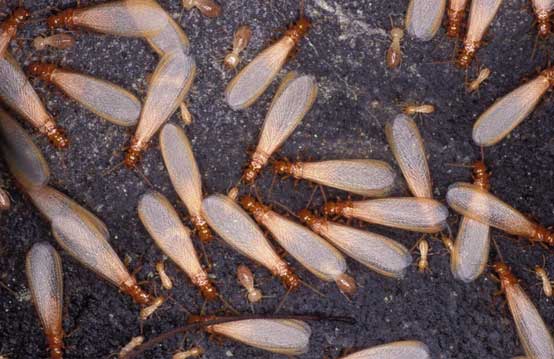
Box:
(491, 236, 505, 264)
(101, 161, 125, 176)
(217, 294, 240, 315)
(299, 279, 326, 297)
(305, 185, 318, 209)
(273, 288, 291, 314)
(135, 168, 154, 189)
(270, 200, 298, 218)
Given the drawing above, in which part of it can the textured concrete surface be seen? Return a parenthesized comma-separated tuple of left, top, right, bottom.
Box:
(1, 0, 554, 358)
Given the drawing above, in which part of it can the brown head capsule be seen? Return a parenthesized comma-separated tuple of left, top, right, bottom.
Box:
(386, 27, 404, 69)
(1, 7, 30, 32)
(492, 262, 518, 289)
(47, 9, 75, 30)
(285, 16, 311, 44)
(194, 274, 218, 301)
(191, 215, 212, 242)
(42, 121, 69, 149)
(124, 137, 145, 169)
(457, 42, 478, 69)
(240, 195, 270, 221)
(274, 262, 301, 291)
(446, 8, 465, 38)
(28, 62, 58, 82)
(120, 280, 153, 306)
(322, 200, 353, 217)
(472, 160, 490, 190)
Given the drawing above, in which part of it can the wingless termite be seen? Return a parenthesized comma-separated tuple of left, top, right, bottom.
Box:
(241, 195, 357, 295)
(243, 73, 317, 183)
(156, 261, 173, 290)
(139, 296, 165, 320)
(224, 25, 252, 70)
(446, 0, 468, 38)
(26, 243, 64, 359)
(535, 265, 553, 297)
(531, 0, 554, 37)
(32, 34, 76, 50)
(402, 103, 435, 116)
(386, 26, 404, 69)
(457, 0, 503, 68)
(0, 7, 30, 57)
(467, 67, 491, 92)
(417, 238, 430, 272)
(182, 0, 222, 17)
(237, 264, 263, 303)
(119, 336, 144, 359)
(28, 62, 140, 127)
(338, 340, 431, 359)
(405, 0, 446, 41)
(0, 188, 10, 211)
(173, 346, 204, 359)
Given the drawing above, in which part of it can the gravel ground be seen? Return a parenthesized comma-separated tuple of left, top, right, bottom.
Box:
(1, 0, 554, 358)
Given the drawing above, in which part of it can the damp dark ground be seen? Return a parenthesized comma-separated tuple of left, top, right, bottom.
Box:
(1, 0, 554, 358)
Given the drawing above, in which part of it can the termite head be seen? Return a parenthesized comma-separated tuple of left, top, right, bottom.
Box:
(279, 267, 301, 291)
(336, 274, 357, 296)
(121, 280, 152, 306)
(124, 137, 144, 169)
(223, 53, 239, 69)
(298, 208, 317, 225)
(492, 262, 517, 286)
(239, 195, 267, 217)
(542, 68, 554, 85)
(47, 333, 64, 359)
(199, 281, 218, 301)
(535, 265, 546, 275)
(537, 11, 551, 38)
(322, 200, 352, 217)
(11, 7, 30, 24)
(46, 126, 69, 149)
(285, 16, 311, 44)
(272, 159, 294, 176)
(48, 9, 75, 29)
(472, 160, 490, 190)
(390, 27, 404, 41)
(28, 62, 57, 82)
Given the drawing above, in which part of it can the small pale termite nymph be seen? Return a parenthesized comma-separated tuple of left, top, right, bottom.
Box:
(535, 265, 553, 297)
(139, 296, 165, 320)
(531, 0, 554, 37)
(417, 239, 429, 272)
(173, 346, 204, 359)
(338, 340, 431, 359)
(32, 34, 76, 50)
(182, 0, 222, 17)
(237, 264, 263, 303)
(156, 260, 173, 290)
(467, 67, 491, 92)
(386, 27, 404, 69)
(405, 0, 446, 41)
(119, 336, 144, 359)
(446, 0, 469, 38)
(440, 233, 454, 253)
(0, 188, 10, 211)
(0, 7, 30, 57)
(402, 103, 435, 116)
(224, 25, 252, 70)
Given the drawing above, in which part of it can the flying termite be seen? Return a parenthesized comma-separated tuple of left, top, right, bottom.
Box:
(386, 25, 404, 69)
(417, 238, 430, 272)
(457, 0, 503, 68)
(0, 54, 68, 148)
(385, 114, 432, 198)
(32, 34, 76, 50)
(0, 7, 30, 57)
(119, 336, 144, 359)
(338, 340, 431, 359)
(173, 346, 204, 359)
(242, 73, 317, 183)
(405, 0, 446, 41)
(160, 123, 212, 241)
(467, 67, 491, 92)
(298, 209, 412, 278)
(28, 62, 141, 127)
(156, 261, 173, 290)
(26, 242, 64, 359)
(237, 264, 263, 303)
(272, 159, 395, 197)
(182, 0, 222, 17)
(201, 194, 301, 290)
(493, 262, 554, 358)
(446, 182, 554, 246)
(322, 197, 448, 233)
(225, 10, 311, 110)
(535, 265, 553, 297)
(446, 0, 468, 38)
(138, 191, 218, 300)
(472, 67, 554, 147)
(139, 296, 165, 320)
(0, 188, 10, 211)
(401, 103, 435, 116)
(224, 25, 252, 70)
(241, 195, 357, 295)
(531, 0, 554, 37)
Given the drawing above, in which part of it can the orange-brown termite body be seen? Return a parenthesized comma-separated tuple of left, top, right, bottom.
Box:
(386, 27, 404, 69)
(0, 7, 30, 56)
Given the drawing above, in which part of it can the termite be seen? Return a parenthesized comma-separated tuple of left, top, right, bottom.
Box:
(182, 0, 221, 17)
(139, 296, 165, 320)
(201, 194, 301, 290)
(402, 103, 435, 116)
(446, 0, 469, 38)
(0, 7, 30, 57)
(466, 67, 491, 92)
(242, 73, 317, 183)
(531, 0, 554, 37)
(339, 341, 431, 359)
(272, 159, 395, 197)
(224, 25, 252, 69)
(447, 182, 554, 246)
(473, 67, 554, 147)
(457, 0, 503, 68)
(125, 51, 196, 168)
(237, 264, 263, 303)
(225, 12, 311, 110)
(417, 238, 430, 272)
(119, 336, 144, 359)
(26, 243, 64, 359)
(160, 124, 212, 242)
(28, 62, 140, 127)
(405, 0, 446, 41)
(138, 191, 218, 300)
(299, 209, 412, 278)
(0, 54, 68, 148)
(180, 102, 192, 125)
(188, 316, 311, 355)
(241, 195, 357, 295)
(386, 26, 404, 69)
(441, 233, 454, 253)
(32, 34, 76, 51)
(0, 188, 10, 211)
(534, 264, 553, 297)
(173, 346, 204, 359)
(385, 114, 432, 198)
(156, 261, 173, 290)
(493, 262, 554, 358)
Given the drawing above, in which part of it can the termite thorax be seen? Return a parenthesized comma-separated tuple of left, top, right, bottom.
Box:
(120, 280, 152, 305)
(42, 121, 69, 149)
(274, 262, 300, 290)
(492, 262, 518, 287)
(284, 16, 311, 44)
(456, 41, 478, 69)
(28, 62, 57, 82)
(240, 196, 269, 222)
(243, 151, 269, 183)
(124, 137, 145, 169)
(446, 8, 464, 38)
(48, 9, 76, 29)
(298, 209, 325, 232)
(472, 161, 490, 190)
(193, 273, 218, 301)
(47, 332, 64, 359)
(532, 225, 554, 246)
(542, 68, 554, 85)
(191, 215, 212, 242)
(536, 9, 551, 37)
(322, 200, 353, 217)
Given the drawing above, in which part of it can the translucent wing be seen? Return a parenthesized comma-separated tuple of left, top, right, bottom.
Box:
(0, 107, 50, 189)
(256, 74, 317, 157)
(506, 283, 554, 358)
(26, 242, 63, 337)
(351, 198, 448, 233)
(145, 15, 189, 56)
(0, 32, 10, 57)
(466, 0, 503, 41)
(446, 182, 537, 238)
(340, 340, 431, 359)
(210, 319, 311, 355)
(225, 37, 296, 110)
(299, 159, 395, 197)
(533, 0, 554, 11)
(450, 0, 469, 11)
(473, 75, 550, 146)
(451, 216, 490, 283)
(159, 123, 203, 217)
(385, 114, 432, 198)
(52, 70, 140, 126)
(405, 0, 446, 41)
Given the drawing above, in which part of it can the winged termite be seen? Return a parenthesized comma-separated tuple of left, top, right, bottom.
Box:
(242, 73, 317, 183)
(33, 34, 76, 50)
(189, 317, 311, 355)
(535, 265, 553, 297)
(173, 346, 204, 359)
(145, 14, 190, 56)
(201, 194, 301, 290)
(0, 54, 68, 148)
(446, 182, 554, 245)
(224, 25, 252, 69)
(322, 197, 448, 233)
(298, 209, 412, 278)
(182, 0, 222, 17)
(0, 188, 10, 211)
(119, 336, 144, 359)
(26, 242, 64, 359)
(446, 0, 468, 38)
(160, 123, 211, 241)
(493, 262, 554, 358)
(241, 196, 356, 295)
(467, 67, 491, 92)
(225, 15, 311, 110)
(386, 27, 404, 69)
(531, 0, 554, 37)
(0, 107, 50, 189)
(125, 50, 196, 168)
(237, 264, 263, 303)
(457, 0, 503, 68)
(272, 159, 395, 197)
(450, 160, 491, 282)
(472, 68, 554, 147)
(0, 7, 29, 57)
(156, 261, 173, 290)
(138, 191, 218, 300)
(339, 340, 431, 359)
(405, 0, 446, 41)
(28, 62, 140, 127)
(385, 114, 432, 198)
